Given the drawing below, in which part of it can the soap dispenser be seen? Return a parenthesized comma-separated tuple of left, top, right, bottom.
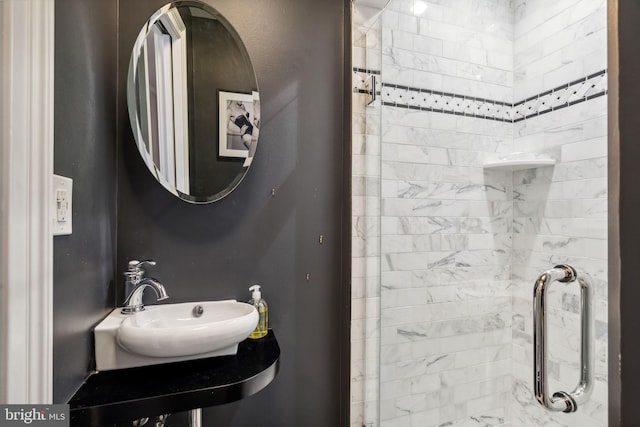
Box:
(248, 285, 268, 339)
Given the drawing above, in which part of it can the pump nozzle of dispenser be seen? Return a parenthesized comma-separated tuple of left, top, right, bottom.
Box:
(249, 284, 261, 301)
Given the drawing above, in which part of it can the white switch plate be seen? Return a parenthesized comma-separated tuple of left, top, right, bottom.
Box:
(52, 174, 72, 236)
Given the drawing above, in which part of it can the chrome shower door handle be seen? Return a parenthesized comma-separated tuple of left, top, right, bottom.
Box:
(533, 264, 594, 413)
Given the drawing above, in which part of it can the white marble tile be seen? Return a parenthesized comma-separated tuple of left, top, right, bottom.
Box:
(516, 49, 564, 82)
(516, 0, 596, 50)
(544, 3, 605, 52)
(418, 18, 459, 42)
(560, 28, 606, 69)
(382, 287, 429, 308)
(388, 29, 414, 51)
(543, 61, 586, 91)
(513, 74, 544, 101)
(382, 143, 451, 165)
(389, 0, 415, 14)
(582, 47, 607, 77)
(442, 41, 489, 66)
(560, 137, 607, 162)
(408, 407, 442, 427)
(457, 28, 513, 54)
(441, 75, 513, 103)
(396, 394, 426, 416)
(410, 68, 445, 90)
(487, 50, 513, 71)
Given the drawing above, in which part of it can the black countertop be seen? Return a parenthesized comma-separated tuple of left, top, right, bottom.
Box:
(68, 330, 280, 426)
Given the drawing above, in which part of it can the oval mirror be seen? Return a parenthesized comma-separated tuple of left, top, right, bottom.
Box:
(127, 1, 260, 203)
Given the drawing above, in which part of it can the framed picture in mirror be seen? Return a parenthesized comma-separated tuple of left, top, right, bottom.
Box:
(127, 0, 261, 203)
(219, 91, 259, 160)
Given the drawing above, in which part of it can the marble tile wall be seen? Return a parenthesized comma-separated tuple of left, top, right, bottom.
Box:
(509, 98, 608, 427)
(379, 112, 514, 427)
(378, 1, 515, 426)
(513, 0, 607, 101)
(351, 0, 607, 426)
(510, 1, 607, 426)
(380, 0, 514, 103)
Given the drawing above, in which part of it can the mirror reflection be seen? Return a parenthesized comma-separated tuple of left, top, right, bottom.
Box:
(127, 1, 260, 203)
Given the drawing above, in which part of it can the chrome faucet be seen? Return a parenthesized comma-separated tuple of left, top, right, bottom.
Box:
(121, 260, 169, 314)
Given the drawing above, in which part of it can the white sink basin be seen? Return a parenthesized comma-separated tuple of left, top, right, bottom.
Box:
(94, 300, 258, 371)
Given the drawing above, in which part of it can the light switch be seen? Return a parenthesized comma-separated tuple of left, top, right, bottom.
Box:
(53, 174, 72, 236)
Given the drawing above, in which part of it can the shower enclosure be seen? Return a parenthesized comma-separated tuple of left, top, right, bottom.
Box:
(351, 0, 608, 426)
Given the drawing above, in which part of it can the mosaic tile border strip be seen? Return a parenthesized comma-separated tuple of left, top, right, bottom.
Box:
(352, 67, 608, 122)
(380, 70, 608, 123)
(512, 69, 607, 122)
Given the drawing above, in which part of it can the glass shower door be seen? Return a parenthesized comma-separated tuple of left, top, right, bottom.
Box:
(371, 0, 609, 426)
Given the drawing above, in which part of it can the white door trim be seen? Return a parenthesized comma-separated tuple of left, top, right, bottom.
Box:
(0, 0, 54, 403)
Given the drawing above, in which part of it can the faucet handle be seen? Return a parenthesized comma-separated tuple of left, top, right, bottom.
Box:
(127, 259, 156, 272)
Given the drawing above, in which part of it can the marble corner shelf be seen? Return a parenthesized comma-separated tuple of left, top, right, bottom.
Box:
(482, 157, 555, 171)
(68, 330, 280, 426)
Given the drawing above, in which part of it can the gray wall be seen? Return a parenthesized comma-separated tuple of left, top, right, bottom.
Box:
(53, 0, 118, 402)
(117, 1, 348, 426)
(609, 1, 640, 425)
(53, 0, 349, 422)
